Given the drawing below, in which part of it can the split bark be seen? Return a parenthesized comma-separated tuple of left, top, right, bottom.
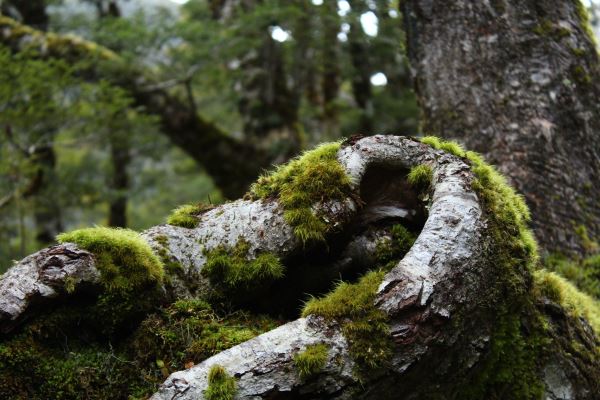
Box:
(0, 136, 597, 399)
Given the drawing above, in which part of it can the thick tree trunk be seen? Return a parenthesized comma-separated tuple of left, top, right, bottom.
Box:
(401, 0, 600, 256)
(0, 15, 267, 198)
(1, 136, 597, 399)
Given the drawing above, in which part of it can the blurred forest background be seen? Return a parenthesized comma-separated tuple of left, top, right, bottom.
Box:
(0, 0, 598, 271)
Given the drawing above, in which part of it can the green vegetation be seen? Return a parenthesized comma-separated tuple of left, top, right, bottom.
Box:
(407, 164, 433, 190)
(375, 224, 416, 270)
(544, 253, 600, 299)
(57, 227, 164, 291)
(302, 270, 392, 379)
(203, 239, 285, 291)
(205, 365, 237, 400)
(293, 343, 329, 380)
(248, 142, 353, 243)
(575, 0, 599, 48)
(534, 269, 600, 332)
(422, 136, 544, 399)
(167, 203, 214, 228)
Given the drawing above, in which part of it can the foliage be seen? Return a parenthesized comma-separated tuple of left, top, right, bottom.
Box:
(205, 365, 237, 400)
(293, 343, 329, 380)
(249, 142, 352, 243)
(57, 226, 163, 291)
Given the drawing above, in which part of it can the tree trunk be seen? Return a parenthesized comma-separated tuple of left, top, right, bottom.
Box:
(1, 136, 597, 399)
(401, 0, 600, 257)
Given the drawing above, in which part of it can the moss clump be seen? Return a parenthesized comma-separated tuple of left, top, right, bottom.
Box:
(203, 239, 285, 292)
(153, 234, 183, 277)
(375, 224, 416, 270)
(544, 253, 600, 299)
(167, 203, 214, 229)
(407, 164, 433, 190)
(293, 343, 329, 380)
(205, 365, 237, 400)
(57, 227, 164, 292)
(534, 269, 600, 332)
(248, 142, 353, 243)
(575, 0, 599, 48)
(302, 271, 392, 378)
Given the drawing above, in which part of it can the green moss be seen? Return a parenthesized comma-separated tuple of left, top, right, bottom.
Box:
(534, 269, 600, 332)
(571, 65, 592, 85)
(203, 239, 285, 292)
(167, 203, 214, 228)
(574, 224, 599, 254)
(407, 164, 433, 190)
(248, 142, 353, 243)
(302, 271, 393, 378)
(533, 19, 571, 39)
(422, 137, 544, 399)
(57, 227, 164, 292)
(205, 365, 237, 400)
(293, 343, 329, 380)
(153, 235, 183, 277)
(544, 253, 600, 299)
(375, 224, 416, 270)
(132, 300, 278, 373)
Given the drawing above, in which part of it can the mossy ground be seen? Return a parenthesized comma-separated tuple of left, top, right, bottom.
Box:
(0, 298, 277, 399)
(248, 142, 353, 243)
(167, 203, 214, 229)
(57, 227, 164, 292)
(205, 365, 237, 400)
(293, 343, 329, 380)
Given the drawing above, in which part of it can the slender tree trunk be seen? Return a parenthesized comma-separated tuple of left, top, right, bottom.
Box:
(31, 142, 63, 244)
(107, 133, 129, 228)
(401, 0, 600, 257)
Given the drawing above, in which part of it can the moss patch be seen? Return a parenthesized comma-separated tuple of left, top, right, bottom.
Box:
(407, 164, 433, 191)
(167, 203, 214, 229)
(248, 142, 353, 243)
(293, 343, 329, 380)
(203, 239, 285, 293)
(544, 253, 600, 300)
(375, 224, 416, 271)
(205, 365, 237, 400)
(534, 269, 600, 333)
(302, 270, 392, 379)
(57, 227, 163, 292)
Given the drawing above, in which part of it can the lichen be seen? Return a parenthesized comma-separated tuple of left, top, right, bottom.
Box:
(293, 343, 329, 380)
(302, 270, 392, 379)
(205, 365, 237, 400)
(57, 227, 164, 292)
(167, 203, 214, 229)
(202, 239, 285, 292)
(247, 142, 353, 243)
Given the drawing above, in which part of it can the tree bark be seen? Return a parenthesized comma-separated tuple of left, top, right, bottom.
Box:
(0, 15, 267, 198)
(1, 136, 597, 399)
(401, 0, 600, 257)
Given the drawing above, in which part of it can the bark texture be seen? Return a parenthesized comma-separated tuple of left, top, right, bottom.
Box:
(402, 0, 600, 256)
(1, 136, 597, 399)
